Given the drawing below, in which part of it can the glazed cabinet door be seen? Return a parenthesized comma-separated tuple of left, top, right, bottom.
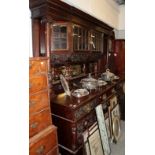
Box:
(90, 30, 103, 52)
(73, 24, 89, 51)
(51, 23, 72, 52)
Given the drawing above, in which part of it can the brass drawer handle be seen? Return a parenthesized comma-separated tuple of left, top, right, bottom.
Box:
(29, 83, 32, 89)
(29, 101, 35, 107)
(29, 64, 32, 68)
(30, 122, 38, 128)
(36, 145, 45, 155)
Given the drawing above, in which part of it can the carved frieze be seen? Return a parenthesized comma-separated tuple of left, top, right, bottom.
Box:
(51, 52, 103, 66)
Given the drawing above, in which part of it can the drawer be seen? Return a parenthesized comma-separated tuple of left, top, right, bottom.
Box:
(29, 108, 52, 137)
(46, 146, 59, 155)
(30, 125, 58, 155)
(29, 75, 48, 94)
(29, 91, 49, 114)
(29, 60, 47, 76)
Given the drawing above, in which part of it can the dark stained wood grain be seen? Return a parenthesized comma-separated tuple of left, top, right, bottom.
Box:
(114, 39, 125, 75)
(50, 76, 124, 154)
(32, 19, 40, 57)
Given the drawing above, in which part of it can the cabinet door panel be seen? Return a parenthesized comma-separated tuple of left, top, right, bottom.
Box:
(52, 24, 68, 50)
(73, 25, 89, 51)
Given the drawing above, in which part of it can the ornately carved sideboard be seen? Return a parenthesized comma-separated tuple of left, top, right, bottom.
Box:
(50, 75, 124, 155)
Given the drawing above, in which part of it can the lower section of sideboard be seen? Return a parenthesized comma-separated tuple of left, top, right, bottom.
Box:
(59, 144, 84, 155)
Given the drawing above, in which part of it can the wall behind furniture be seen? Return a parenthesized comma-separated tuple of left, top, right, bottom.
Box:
(115, 4, 125, 39)
(61, 0, 120, 29)
(29, 1, 125, 56)
(29, 10, 33, 57)
(61, 0, 125, 39)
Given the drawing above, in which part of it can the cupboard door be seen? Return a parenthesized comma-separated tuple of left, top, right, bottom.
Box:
(51, 24, 68, 50)
(73, 25, 89, 51)
(90, 31, 103, 52)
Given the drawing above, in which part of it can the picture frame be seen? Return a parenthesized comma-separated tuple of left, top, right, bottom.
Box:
(110, 104, 121, 143)
(83, 130, 91, 155)
(109, 95, 118, 110)
(88, 128, 104, 155)
(95, 104, 111, 155)
(108, 106, 113, 140)
(105, 117, 111, 138)
(111, 104, 120, 119)
(83, 122, 102, 155)
(112, 115, 121, 143)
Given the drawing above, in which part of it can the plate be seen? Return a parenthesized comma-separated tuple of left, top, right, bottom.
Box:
(60, 74, 71, 96)
(113, 76, 120, 80)
(98, 80, 108, 86)
(72, 89, 89, 98)
(112, 116, 121, 142)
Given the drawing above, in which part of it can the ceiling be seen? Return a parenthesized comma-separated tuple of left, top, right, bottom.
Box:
(114, 0, 125, 5)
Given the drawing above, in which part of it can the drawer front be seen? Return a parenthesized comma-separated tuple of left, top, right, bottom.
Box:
(46, 146, 59, 155)
(29, 75, 48, 94)
(29, 109, 52, 137)
(29, 91, 49, 114)
(30, 126, 57, 155)
(30, 60, 47, 76)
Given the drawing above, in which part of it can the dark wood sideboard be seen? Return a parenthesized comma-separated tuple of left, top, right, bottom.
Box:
(29, 1, 125, 154)
(50, 75, 125, 155)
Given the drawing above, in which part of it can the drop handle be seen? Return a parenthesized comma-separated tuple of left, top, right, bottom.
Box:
(36, 145, 45, 155)
(29, 83, 32, 89)
(30, 122, 38, 128)
(29, 101, 36, 107)
(29, 64, 32, 68)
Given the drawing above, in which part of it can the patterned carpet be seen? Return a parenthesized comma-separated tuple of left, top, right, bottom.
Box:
(110, 121, 125, 155)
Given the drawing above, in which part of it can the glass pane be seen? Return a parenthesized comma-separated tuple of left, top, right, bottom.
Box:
(73, 26, 78, 50)
(83, 29, 85, 50)
(52, 25, 67, 50)
(85, 31, 88, 50)
(79, 28, 82, 50)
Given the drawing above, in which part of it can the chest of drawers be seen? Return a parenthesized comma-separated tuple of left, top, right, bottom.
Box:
(29, 57, 59, 155)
